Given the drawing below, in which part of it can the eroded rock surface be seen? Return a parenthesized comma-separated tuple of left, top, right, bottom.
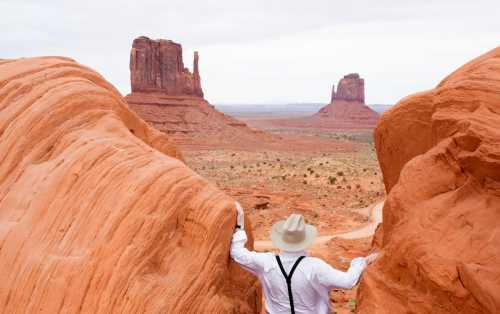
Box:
(0, 57, 260, 313)
(130, 36, 203, 97)
(126, 36, 275, 150)
(358, 47, 500, 314)
(333, 73, 365, 103)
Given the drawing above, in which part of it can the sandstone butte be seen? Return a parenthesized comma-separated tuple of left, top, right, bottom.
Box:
(357, 46, 500, 313)
(0, 57, 261, 313)
(125, 36, 273, 150)
(264, 73, 379, 129)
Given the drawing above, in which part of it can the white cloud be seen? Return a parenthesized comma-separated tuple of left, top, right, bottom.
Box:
(1, 0, 499, 104)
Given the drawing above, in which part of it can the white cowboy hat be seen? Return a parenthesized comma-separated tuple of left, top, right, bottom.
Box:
(271, 214, 317, 252)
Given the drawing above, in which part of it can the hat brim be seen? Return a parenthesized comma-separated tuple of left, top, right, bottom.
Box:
(270, 220, 317, 252)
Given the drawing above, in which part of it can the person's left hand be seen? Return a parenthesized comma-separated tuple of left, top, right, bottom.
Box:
(366, 252, 380, 264)
(235, 201, 244, 230)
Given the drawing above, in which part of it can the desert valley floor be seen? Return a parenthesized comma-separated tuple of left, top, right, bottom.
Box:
(183, 115, 385, 313)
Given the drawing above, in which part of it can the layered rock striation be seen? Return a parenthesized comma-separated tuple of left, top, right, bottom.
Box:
(357, 47, 500, 314)
(0, 57, 260, 313)
(126, 36, 273, 149)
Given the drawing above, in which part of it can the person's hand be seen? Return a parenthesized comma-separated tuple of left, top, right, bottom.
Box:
(365, 252, 380, 264)
(235, 201, 244, 230)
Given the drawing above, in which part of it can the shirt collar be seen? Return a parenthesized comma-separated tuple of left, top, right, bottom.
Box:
(280, 250, 308, 258)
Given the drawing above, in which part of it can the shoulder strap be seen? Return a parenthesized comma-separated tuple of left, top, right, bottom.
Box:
(275, 255, 306, 314)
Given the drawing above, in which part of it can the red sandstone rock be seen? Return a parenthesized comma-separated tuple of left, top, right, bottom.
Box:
(127, 36, 278, 150)
(126, 92, 275, 150)
(357, 47, 500, 314)
(0, 57, 260, 313)
(334, 73, 365, 102)
(262, 73, 378, 129)
(130, 36, 203, 97)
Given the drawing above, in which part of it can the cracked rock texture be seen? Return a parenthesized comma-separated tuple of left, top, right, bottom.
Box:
(358, 46, 500, 314)
(0, 57, 260, 313)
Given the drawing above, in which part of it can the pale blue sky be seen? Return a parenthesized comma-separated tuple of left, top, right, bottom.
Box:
(2, 0, 499, 104)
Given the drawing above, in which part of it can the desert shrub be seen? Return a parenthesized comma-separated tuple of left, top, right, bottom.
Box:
(303, 174, 307, 178)
(328, 176, 337, 184)
(337, 171, 344, 176)
(303, 180, 307, 185)
(356, 184, 361, 189)
(348, 299, 357, 310)
(315, 174, 320, 178)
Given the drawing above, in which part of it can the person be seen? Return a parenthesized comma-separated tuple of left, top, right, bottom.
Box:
(230, 202, 379, 314)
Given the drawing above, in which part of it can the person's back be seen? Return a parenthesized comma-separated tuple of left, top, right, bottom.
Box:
(230, 202, 378, 314)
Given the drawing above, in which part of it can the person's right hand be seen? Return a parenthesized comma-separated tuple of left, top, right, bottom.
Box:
(366, 252, 380, 264)
(235, 201, 244, 230)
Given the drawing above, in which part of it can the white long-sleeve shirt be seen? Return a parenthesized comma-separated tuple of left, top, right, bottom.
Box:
(230, 229, 367, 314)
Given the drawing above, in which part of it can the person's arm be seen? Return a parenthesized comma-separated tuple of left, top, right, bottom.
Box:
(314, 257, 367, 289)
(229, 202, 268, 275)
(313, 252, 379, 290)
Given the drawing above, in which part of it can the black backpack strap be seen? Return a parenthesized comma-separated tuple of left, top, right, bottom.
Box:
(275, 255, 306, 314)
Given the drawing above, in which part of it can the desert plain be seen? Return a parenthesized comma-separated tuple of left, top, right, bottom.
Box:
(183, 109, 385, 313)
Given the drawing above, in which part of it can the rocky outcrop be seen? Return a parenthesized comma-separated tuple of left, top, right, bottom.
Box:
(266, 73, 378, 129)
(333, 73, 365, 102)
(126, 36, 276, 150)
(358, 47, 500, 314)
(130, 36, 203, 97)
(0, 57, 260, 313)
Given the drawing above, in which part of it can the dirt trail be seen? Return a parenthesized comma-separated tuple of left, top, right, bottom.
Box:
(254, 201, 384, 251)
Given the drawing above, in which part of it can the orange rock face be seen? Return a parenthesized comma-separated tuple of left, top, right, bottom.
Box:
(358, 47, 500, 313)
(0, 57, 260, 313)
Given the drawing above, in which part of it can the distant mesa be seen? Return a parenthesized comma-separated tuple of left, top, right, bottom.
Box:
(255, 73, 379, 129)
(130, 36, 203, 97)
(315, 72, 377, 125)
(331, 73, 365, 103)
(126, 36, 273, 150)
